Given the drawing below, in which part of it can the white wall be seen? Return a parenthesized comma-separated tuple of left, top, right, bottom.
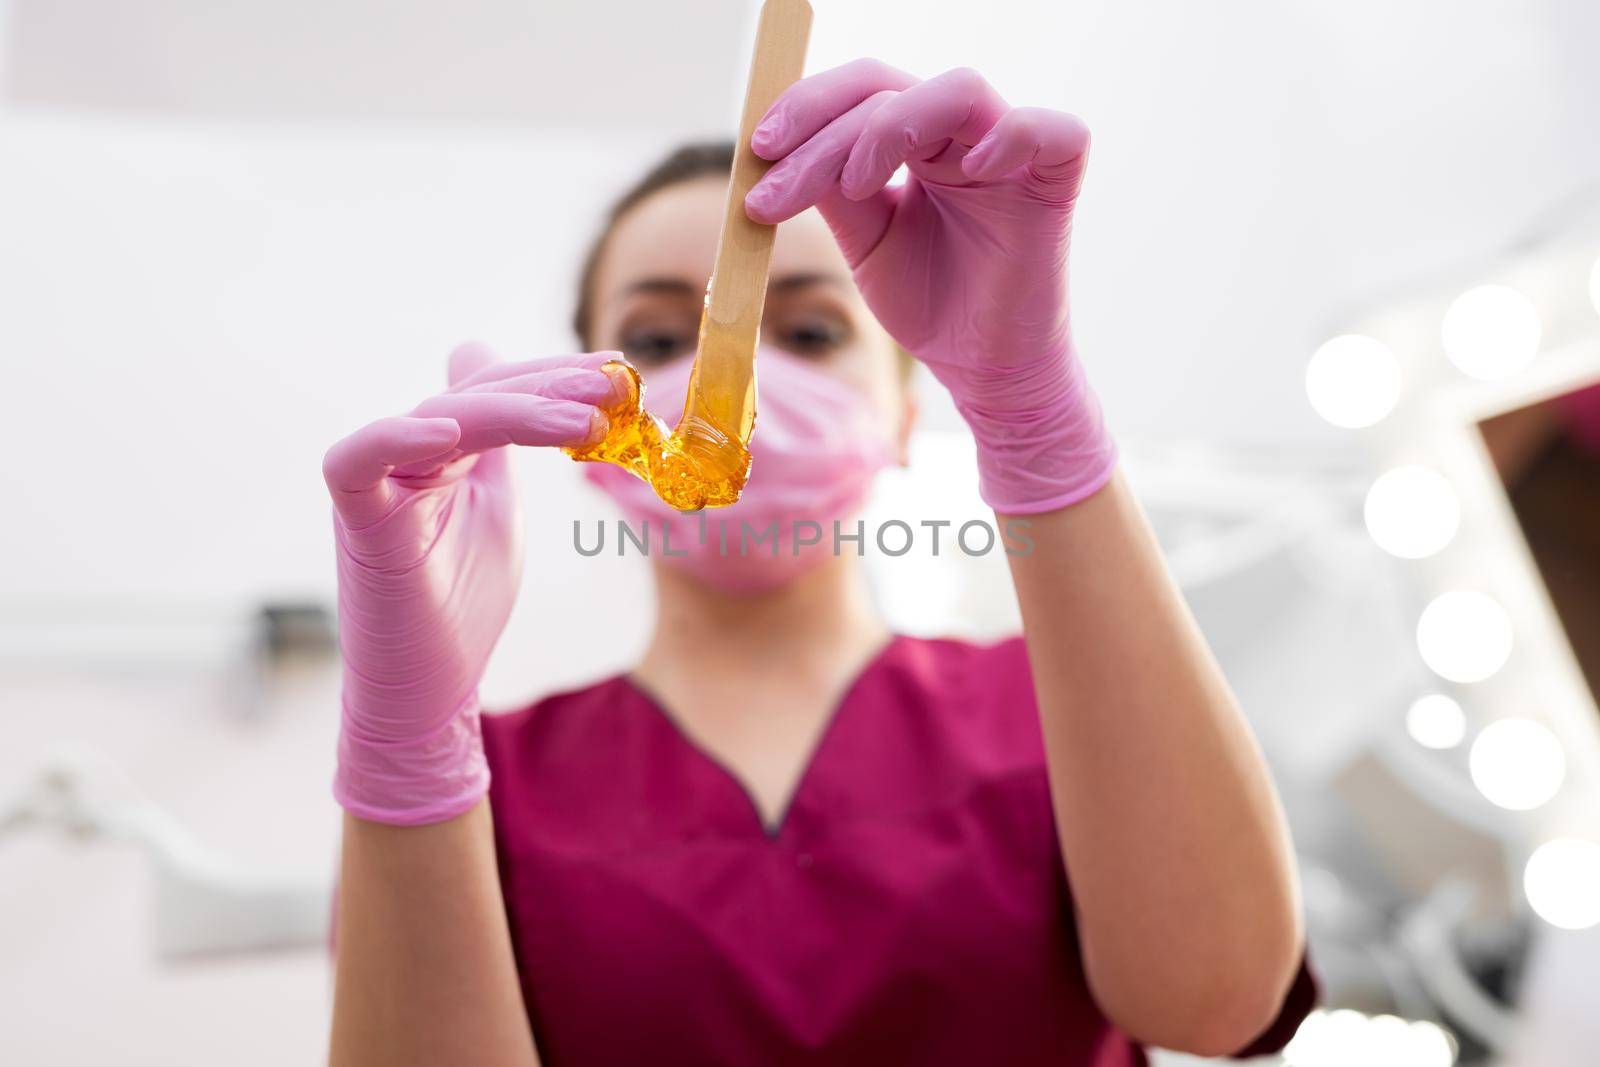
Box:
(0, 118, 650, 599)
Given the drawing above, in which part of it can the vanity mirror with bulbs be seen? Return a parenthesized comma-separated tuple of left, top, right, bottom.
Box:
(1306, 209, 1600, 935)
(1290, 209, 1600, 1061)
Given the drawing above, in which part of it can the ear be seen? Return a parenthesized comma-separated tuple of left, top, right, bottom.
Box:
(893, 387, 918, 468)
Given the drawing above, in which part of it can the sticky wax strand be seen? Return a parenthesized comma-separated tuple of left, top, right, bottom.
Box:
(564, 349, 753, 511)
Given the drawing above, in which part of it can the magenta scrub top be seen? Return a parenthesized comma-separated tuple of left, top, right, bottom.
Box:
(481, 633, 1316, 1065)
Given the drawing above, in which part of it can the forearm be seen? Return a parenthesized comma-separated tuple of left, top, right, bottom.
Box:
(330, 801, 539, 1067)
(1003, 471, 1302, 1056)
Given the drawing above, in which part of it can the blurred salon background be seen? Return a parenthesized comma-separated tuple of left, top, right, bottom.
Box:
(3, 1, 1599, 1063)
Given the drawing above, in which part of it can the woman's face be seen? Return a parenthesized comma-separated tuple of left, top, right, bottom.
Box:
(588, 176, 912, 453)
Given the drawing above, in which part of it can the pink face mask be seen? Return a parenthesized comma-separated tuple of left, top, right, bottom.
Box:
(581, 347, 895, 593)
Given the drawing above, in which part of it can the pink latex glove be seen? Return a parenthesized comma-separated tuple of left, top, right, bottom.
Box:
(322, 343, 617, 825)
(745, 60, 1116, 514)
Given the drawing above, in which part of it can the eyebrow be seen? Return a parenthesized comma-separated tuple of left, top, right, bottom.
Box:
(616, 271, 850, 300)
(617, 278, 699, 298)
(769, 272, 851, 294)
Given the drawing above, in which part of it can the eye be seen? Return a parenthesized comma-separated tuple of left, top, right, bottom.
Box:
(619, 327, 694, 365)
(775, 315, 850, 357)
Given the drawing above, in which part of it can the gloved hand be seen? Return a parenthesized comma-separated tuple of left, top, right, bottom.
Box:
(322, 343, 618, 825)
(744, 60, 1116, 515)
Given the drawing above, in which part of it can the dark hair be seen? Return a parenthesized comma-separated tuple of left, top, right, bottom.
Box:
(571, 139, 914, 383)
(571, 140, 736, 348)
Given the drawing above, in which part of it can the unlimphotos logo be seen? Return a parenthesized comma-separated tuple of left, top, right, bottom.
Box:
(572, 515, 1034, 558)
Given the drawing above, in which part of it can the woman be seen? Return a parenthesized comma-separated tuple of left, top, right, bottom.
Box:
(324, 60, 1315, 1066)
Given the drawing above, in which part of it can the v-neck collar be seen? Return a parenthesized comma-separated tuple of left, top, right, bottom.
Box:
(620, 633, 904, 839)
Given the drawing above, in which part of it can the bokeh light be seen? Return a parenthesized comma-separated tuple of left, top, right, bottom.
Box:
(1440, 284, 1541, 380)
(1306, 335, 1402, 428)
(1524, 838, 1600, 930)
(1469, 718, 1565, 811)
(1364, 466, 1460, 558)
(1416, 590, 1513, 683)
(1407, 694, 1466, 749)
(1284, 1009, 1455, 1067)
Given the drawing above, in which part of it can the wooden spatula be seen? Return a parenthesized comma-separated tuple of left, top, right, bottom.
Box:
(565, 0, 813, 511)
(678, 0, 814, 462)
